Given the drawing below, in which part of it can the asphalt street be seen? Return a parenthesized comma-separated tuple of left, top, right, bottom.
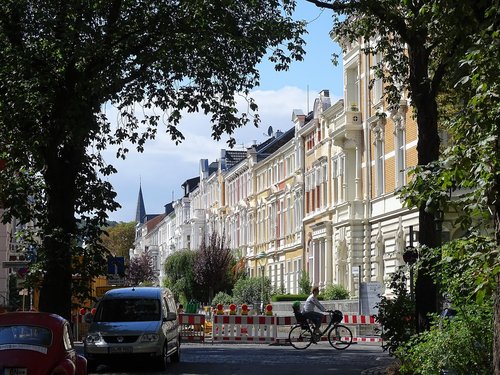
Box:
(80, 342, 397, 375)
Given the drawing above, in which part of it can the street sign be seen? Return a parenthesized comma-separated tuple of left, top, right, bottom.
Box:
(2, 261, 29, 269)
(107, 257, 125, 276)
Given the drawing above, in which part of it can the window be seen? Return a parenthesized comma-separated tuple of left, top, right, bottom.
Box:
(372, 52, 383, 104)
(373, 123, 385, 196)
(95, 299, 161, 322)
(346, 65, 359, 109)
(395, 125, 405, 188)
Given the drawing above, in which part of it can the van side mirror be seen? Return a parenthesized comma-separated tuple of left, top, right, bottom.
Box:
(165, 311, 177, 321)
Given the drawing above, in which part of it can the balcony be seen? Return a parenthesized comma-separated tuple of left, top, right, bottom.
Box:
(331, 110, 362, 147)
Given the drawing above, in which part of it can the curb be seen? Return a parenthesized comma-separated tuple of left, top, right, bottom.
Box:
(361, 366, 389, 375)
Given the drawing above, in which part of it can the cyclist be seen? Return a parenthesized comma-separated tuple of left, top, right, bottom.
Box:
(302, 285, 326, 339)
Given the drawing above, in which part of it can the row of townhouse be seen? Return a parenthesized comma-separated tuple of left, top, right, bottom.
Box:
(132, 39, 456, 299)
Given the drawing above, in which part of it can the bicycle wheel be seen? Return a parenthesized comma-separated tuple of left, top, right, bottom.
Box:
(328, 324, 353, 350)
(288, 324, 313, 349)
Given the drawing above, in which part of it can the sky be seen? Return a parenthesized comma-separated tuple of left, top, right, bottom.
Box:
(104, 2, 344, 223)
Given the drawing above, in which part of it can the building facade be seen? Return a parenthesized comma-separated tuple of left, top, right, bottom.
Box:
(131, 38, 428, 298)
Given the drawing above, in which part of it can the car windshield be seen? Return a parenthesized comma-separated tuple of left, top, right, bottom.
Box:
(94, 298, 161, 322)
(0, 325, 52, 346)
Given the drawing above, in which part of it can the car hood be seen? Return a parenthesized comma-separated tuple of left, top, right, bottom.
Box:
(89, 320, 161, 334)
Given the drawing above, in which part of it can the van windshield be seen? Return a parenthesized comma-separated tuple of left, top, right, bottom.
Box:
(94, 298, 161, 322)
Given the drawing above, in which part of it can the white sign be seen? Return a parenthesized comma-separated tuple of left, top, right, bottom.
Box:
(360, 282, 382, 315)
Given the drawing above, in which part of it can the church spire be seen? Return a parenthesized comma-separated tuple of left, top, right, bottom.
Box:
(135, 183, 146, 223)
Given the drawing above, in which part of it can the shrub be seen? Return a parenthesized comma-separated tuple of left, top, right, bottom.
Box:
(271, 294, 309, 302)
(397, 303, 493, 375)
(376, 266, 415, 354)
(211, 291, 233, 306)
(298, 271, 311, 294)
(232, 276, 271, 305)
(320, 284, 350, 300)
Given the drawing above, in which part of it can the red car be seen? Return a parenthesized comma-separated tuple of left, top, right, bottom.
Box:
(0, 311, 87, 375)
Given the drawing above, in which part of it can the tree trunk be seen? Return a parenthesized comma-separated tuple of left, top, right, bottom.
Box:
(407, 40, 441, 332)
(495, 272, 500, 375)
(38, 148, 77, 321)
(494, 166, 500, 374)
(37, 82, 86, 321)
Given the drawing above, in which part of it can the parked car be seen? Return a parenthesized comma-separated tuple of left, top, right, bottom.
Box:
(83, 287, 180, 371)
(0, 311, 87, 375)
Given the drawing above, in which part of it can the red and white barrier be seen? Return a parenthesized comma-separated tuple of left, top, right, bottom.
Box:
(179, 313, 205, 342)
(212, 315, 276, 343)
(208, 313, 381, 344)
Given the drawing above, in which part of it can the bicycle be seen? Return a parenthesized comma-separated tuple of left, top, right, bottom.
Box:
(288, 310, 353, 350)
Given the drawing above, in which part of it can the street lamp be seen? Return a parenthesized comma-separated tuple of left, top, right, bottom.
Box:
(257, 251, 268, 314)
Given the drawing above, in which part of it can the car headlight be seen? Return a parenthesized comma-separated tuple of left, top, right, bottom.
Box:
(141, 333, 159, 342)
(85, 332, 102, 344)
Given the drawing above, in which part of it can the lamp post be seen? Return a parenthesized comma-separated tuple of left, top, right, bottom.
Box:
(257, 251, 268, 314)
(403, 226, 418, 301)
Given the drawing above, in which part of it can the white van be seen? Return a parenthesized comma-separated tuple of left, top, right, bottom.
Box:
(83, 287, 180, 371)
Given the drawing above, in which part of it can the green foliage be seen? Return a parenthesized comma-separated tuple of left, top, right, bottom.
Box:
(232, 277, 271, 305)
(100, 222, 135, 260)
(0, 0, 305, 319)
(298, 271, 311, 295)
(398, 304, 493, 375)
(375, 267, 416, 354)
(271, 282, 286, 296)
(428, 236, 498, 305)
(271, 294, 309, 302)
(211, 292, 233, 306)
(320, 284, 350, 300)
(7, 274, 21, 310)
(163, 249, 202, 304)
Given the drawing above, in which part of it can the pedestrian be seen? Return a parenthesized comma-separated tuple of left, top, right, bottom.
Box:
(177, 304, 184, 314)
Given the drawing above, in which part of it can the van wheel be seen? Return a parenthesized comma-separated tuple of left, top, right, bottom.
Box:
(155, 343, 168, 370)
(170, 341, 180, 363)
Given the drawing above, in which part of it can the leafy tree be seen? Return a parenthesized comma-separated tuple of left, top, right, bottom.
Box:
(100, 222, 135, 260)
(163, 249, 202, 305)
(193, 231, 234, 303)
(232, 276, 271, 306)
(399, 4, 500, 370)
(298, 270, 311, 295)
(306, 0, 495, 332)
(127, 250, 156, 286)
(0, 0, 305, 320)
(395, 240, 495, 374)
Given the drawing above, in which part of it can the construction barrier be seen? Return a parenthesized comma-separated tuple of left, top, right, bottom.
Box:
(208, 313, 381, 344)
(212, 315, 276, 343)
(179, 313, 205, 342)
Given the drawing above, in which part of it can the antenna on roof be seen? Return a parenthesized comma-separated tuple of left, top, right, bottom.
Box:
(307, 85, 310, 113)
